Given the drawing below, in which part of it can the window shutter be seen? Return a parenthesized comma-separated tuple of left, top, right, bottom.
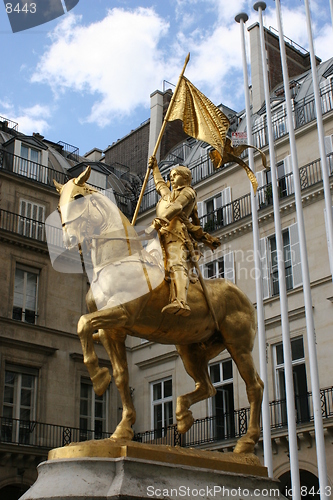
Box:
(289, 223, 302, 288)
(256, 170, 266, 208)
(324, 135, 333, 175)
(222, 187, 232, 225)
(224, 251, 235, 283)
(284, 155, 294, 195)
(197, 201, 204, 219)
(259, 237, 269, 299)
(324, 207, 333, 276)
(200, 263, 209, 279)
(324, 135, 333, 154)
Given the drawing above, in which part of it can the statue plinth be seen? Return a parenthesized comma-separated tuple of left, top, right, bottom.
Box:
(20, 440, 283, 500)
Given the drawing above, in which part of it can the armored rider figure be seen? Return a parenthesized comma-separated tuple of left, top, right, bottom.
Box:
(148, 156, 220, 317)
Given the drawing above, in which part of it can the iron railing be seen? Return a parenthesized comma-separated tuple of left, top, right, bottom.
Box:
(0, 209, 63, 246)
(0, 387, 332, 451)
(0, 149, 69, 187)
(134, 386, 333, 448)
(140, 83, 333, 213)
(0, 416, 111, 449)
(199, 153, 333, 232)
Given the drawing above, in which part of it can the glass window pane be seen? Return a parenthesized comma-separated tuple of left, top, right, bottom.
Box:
(95, 401, 103, 418)
(81, 383, 89, 399)
(207, 263, 215, 279)
(222, 360, 232, 381)
(20, 389, 32, 407)
(80, 400, 88, 416)
(5, 371, 16, 385)
(164, 379, 172, 398)
(210, 364, 220, 384)
(276, 344, 284, 365)
(164, 401, 173, 426)
(154, 404, 162, 429)
(21, 145, 29, 159)
(20, 408, 31, 421)
(153, 382, 162, 401)
(4, 387, 14, 404)
(22, 374, 34, 388)
(291, 338, 304, 361)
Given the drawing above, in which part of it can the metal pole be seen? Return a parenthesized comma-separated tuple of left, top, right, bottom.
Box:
(330, 0, 333, 31)
(304, 0, 333, 280)
(235, 11, 273, 478)
(302, 0, 330, 495)
(274, 1, 328, 498)
(253, 3, 301, 498)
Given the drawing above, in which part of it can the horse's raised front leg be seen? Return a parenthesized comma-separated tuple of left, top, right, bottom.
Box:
(97, 329, 136, 441)
(175, 341, 224, 434)
(77, 304, 129, 396)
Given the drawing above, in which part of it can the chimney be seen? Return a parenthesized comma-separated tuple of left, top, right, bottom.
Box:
(248, 23, 266, 114)
(148, 90, 164, 161)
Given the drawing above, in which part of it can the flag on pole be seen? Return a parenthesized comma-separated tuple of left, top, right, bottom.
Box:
(166, 76, 260, 193)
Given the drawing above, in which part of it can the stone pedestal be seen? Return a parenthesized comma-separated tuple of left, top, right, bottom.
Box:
(20, 440, 283, 500)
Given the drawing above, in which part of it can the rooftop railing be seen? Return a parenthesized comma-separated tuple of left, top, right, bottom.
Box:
(0, 149, 69, 187)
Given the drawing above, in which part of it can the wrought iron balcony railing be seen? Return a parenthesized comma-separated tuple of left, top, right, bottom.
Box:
(140, 82, 333, 213)
(0, 387, 332, 451)
(199, 153, 333, 233)
(0, 416, 111, 449)
(0, 149, 69, 187)
(134, 386, 333, 448)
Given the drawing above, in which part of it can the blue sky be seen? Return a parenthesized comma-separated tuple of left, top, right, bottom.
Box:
(0, 0, 332, 157)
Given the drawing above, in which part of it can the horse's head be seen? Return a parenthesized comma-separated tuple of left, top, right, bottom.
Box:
(54, 166, 97, 250)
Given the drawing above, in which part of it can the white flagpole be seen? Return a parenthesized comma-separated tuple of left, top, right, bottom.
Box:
(330, 0, 333, 31)
(235, 11, 273, 478)
(304, 0, 330, 494)
(304, 0, 333, 280)
(253, 3, 301, 498)
(274, 1, 328, 498)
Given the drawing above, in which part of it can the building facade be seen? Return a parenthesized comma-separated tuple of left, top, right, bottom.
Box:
(0, 24, 332, 500)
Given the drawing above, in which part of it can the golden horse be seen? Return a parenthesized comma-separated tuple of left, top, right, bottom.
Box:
(54, 166, 263, 454)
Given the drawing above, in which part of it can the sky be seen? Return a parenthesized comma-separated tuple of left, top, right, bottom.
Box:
(0, 0, 332, 157)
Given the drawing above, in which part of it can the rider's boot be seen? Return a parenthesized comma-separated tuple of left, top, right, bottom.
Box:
(162, 266, 191, 316)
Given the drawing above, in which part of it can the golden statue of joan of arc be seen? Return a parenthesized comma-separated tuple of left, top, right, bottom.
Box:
(131, 53, 264, 323)
(148, 156, 220, 316)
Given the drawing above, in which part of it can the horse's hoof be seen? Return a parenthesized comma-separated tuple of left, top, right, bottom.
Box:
(233, 438, 255, 454)
(110, 426, 134, 441)
(92, 367, 111, 396)
(176, 411, 194, 434)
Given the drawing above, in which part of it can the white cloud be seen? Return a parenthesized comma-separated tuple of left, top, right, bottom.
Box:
(31, 8, 170, 127)
(0, 102, 51, 135)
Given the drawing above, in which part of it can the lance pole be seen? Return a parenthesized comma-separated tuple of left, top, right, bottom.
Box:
(131, 53, 190, 225)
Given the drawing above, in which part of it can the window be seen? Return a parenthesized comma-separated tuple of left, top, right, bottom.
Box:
(80, 379, 108, 440)
(2, 365, 38, 444)
(209, 360, 234, 439)
(12, 266, 39, 324)
(259, 223, 302, 299)
(266, 156, 294, 198)
(197, 188, 232, 232)
(201, 252, 235, 283)
(269, 231, 293, 296)
(19, 144, 40, 180)
(324, 135, 333, 175)
(151, 377, 173, 438)
(271, 103, 288, 140)
(273, 337, 309, 426)
(19, 200, 45, 241)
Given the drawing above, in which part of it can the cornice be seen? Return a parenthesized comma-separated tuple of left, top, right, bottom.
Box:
(135, 350, 179, 369)
(0, 316, 77, 340)
(0, 335, 58, 356)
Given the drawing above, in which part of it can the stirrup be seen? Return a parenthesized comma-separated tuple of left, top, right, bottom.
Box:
(161, 300, 191, 317)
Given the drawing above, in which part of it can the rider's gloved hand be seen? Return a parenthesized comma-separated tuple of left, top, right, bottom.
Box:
(148, 156, 157, 170)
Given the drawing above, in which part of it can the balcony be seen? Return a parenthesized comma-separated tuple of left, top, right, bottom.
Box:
(199, 153, 333, 233)
(133, 386, 333, 448)
(0, 416, 111, 451)
(139, 82, 333, 214)
(0, 387, 331, 453)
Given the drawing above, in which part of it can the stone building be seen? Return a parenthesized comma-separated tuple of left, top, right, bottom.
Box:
(129, 25, 333, 495)
(0, 23, 332, 500)
(0, 126, 135, 499)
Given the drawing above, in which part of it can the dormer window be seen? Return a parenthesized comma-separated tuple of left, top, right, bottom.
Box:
(19, 144, 41, 180)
